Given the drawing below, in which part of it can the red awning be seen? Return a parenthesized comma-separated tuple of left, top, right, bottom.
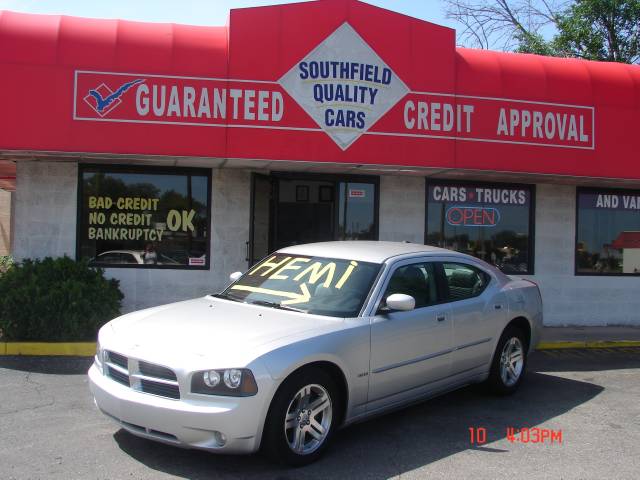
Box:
(612, 232, 640, 249)
(0, 0, 638, 180)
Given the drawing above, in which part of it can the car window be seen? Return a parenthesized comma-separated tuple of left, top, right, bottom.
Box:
(121, 253, 139, 264)
(97, 253, 122, 264)
(383, 262, 438, 309)
(442, 262, 489, 301)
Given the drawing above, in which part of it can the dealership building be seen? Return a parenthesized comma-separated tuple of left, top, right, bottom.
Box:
(0, 0, 639, 325)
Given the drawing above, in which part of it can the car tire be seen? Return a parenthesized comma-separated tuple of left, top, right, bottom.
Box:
(262, 367, 341, 466)
(486, 325, 528, 395)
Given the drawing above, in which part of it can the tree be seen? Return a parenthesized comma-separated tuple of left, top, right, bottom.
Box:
(443, 0, 640, 63)
(551, 0, 640, 62)
(443, 0, 568, 51)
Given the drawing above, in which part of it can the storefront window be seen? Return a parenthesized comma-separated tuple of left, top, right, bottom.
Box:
(78, 166, 211, 269)
(576, 188, 640, 275)
(425, 181, 534, 274)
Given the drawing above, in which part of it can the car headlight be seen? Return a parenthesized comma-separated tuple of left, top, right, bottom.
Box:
(191, 368, 258, 397)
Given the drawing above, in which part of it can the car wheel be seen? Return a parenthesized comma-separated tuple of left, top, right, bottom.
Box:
(486, 325, 528, 395)
(262, 367, 340, 466)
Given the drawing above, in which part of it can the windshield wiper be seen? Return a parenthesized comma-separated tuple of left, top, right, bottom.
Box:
(211, 292, 245, 303)
(249, 300, 307, 313)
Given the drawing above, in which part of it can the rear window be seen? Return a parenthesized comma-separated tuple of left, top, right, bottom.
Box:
(442, 262, 489, 301)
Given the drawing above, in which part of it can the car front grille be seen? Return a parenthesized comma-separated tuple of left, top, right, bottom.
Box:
(107, 365, 130, 386)
(104, 351, 180, 400)
(140, 379, 180, 399)
(139, 361, 177, 381)
(107, 351, 128, 369)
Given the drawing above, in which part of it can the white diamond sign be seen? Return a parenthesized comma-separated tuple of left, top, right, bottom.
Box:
(278, 23, 410, 150)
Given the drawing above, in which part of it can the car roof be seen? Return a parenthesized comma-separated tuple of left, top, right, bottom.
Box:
(278, 241, 455, 264)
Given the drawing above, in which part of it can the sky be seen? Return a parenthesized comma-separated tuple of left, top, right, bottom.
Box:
(0, 0, 455, 29)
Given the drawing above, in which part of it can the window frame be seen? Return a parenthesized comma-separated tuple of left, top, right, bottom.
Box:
(575, 186, 640, 277)
(424, 179, 536, 275)
(76, 163, 212, 271)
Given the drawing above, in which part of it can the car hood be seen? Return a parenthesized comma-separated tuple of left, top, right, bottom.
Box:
(101, 296, 345, 367)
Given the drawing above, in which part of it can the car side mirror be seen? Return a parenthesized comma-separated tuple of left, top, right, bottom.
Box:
(385, 294, 416, 312)
(229, 271, 243, 282)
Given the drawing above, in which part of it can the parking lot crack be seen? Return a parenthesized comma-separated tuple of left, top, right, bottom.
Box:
(0, 372, 55, 415)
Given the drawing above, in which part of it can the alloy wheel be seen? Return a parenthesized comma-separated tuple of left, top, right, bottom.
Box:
(499, 337, 524, 387)
(284, 383, 333, 455)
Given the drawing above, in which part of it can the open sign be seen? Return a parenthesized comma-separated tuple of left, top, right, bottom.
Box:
(446, 206, 501, 227)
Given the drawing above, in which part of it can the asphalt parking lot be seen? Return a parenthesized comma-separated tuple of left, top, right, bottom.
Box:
(1, 349, 639, 480)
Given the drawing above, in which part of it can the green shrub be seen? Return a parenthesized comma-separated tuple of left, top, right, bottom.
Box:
(0, 255, 12, 275)
(0, 256, 123, 341)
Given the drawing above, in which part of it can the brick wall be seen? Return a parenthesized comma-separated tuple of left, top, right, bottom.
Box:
(379, 175, 425, 243)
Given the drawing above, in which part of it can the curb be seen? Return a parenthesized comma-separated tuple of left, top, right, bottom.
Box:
(0, 342, 96, 356)
(536, 341, 640, 350)
(1, 341, 640, 356)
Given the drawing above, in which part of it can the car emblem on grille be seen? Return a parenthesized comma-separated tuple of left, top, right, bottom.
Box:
(278, 22, 410, 150)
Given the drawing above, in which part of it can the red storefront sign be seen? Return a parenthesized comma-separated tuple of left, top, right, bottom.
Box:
(0, 0, 639, 178)
(74, 70, 594, 151)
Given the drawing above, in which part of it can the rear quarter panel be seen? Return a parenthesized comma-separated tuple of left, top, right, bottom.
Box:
(504, 279, 544, 351)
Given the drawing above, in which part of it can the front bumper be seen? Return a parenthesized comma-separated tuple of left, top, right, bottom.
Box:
(88, 364, 268, 454)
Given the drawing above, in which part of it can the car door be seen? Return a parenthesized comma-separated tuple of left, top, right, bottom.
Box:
(368, 259, 453, 406)
(440, 261, 506, 375)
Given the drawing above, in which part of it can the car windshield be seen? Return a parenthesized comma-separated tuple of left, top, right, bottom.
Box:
(219, 254, 381, 317)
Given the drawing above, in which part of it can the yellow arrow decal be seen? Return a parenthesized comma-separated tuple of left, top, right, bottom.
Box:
(231, 283, 311, 305)
(281, 283, 311, 305)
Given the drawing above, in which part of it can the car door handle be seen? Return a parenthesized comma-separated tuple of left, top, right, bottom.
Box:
(494, 304, 503, 310)
(436, 314, 446, 322)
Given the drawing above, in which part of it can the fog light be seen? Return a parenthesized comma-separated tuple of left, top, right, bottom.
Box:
(224, 369, 243, 389)
(214, 431, 227, 447)
(203, 370, 221, 387)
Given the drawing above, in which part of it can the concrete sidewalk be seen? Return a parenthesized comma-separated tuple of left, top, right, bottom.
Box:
(539, 326, 640, 349)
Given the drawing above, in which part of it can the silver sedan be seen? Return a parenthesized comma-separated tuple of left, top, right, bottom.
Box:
(89, 241, 542, 466)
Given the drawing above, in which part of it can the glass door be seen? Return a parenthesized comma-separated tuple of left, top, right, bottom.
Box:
(273, 178, 336, 250)
(249, 173, 379, 267)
